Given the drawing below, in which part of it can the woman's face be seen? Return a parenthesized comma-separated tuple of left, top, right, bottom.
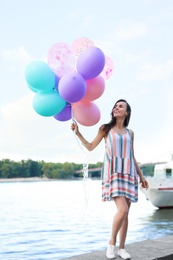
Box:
(112, 101, 127, 118)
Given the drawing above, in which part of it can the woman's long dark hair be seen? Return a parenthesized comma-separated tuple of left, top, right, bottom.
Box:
(102, 99, 131, 135)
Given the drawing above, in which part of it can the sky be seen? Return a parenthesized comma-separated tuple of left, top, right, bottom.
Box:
(0, 0, 173, 165)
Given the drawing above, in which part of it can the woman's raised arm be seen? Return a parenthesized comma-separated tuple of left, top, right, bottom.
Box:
(71, 122, 105, 151)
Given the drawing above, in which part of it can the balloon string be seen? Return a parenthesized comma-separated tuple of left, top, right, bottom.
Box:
(71, 108, 90, 213)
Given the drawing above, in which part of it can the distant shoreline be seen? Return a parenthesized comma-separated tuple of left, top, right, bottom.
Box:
(0, 177, 50, 183)
(0, 177, 99, 183)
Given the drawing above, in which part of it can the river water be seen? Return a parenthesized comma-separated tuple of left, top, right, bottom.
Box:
(0, 180, 173, 259)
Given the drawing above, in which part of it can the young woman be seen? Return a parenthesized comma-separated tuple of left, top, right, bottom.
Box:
(71, 99, 148, 259)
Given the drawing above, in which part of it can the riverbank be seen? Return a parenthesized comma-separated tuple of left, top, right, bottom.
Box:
(63, 235, 173, 260)
(0, 177, 50, 182)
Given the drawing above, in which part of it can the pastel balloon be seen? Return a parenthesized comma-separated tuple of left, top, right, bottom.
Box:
(72, 101, 100, 126)
(82, 75, 105, 101)
(47, 42, 76, 77)
(77, 47, 105, 80)
(54, 75, 61, 91)
(72, 37, 95, 56)
(58, 72, 86, 103)
(27, 84, 38, 93)
(33, 90, 66, 117)
(25, 61, 55, 91)
(54, 103, 72, 122)
(101, 56, 114, 80)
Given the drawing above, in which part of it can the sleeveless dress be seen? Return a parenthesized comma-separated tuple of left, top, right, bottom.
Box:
(101, 128, 138, 203)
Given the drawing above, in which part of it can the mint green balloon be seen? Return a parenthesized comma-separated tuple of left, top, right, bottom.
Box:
(25, 61, 55, 91)
(33, 90, 66, 117)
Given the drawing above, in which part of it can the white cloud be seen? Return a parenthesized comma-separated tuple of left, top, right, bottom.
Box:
(122, 51, 149, 64)
(115, 22, 148, 42)
(96, 22, 148, 57)
(137, 60, 173, 81)
(1, 46, 33, 64)
(0, 94, 104, 163)
(1, 94, 38, 145)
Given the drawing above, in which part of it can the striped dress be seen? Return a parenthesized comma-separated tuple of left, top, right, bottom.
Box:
(101, 128, 138, 203)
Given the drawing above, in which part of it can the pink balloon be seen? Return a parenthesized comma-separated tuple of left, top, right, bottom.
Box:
(101, 56, 114, 80)
(72, 101, 100, 126)
(72, 37, 95, 56)
(47, 42, 76, 77)
(82, 76, 105, 101)
(77, 47, 105, 80)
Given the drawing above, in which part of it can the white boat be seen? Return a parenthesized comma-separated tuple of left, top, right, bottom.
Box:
(140, 161, 173, 209)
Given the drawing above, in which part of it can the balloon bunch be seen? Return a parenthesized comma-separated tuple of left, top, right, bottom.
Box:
(25, 37, 114, 126)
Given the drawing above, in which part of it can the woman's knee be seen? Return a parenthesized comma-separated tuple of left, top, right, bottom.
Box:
(119, 206, 129, 218)
(114, 197, 130, 217)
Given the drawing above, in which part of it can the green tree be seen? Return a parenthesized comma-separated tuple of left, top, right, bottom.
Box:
(42, 163, 55, 178)
(28, 159, 43, 177)
(17, 160, 30, 177)
(0, 159, 103, 179)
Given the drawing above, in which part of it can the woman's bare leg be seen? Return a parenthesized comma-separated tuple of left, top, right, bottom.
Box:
(118, 198, 131, 249)
(109, 197, 130, 246)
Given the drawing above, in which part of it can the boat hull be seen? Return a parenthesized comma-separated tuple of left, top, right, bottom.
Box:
(140, 178, 173, 208)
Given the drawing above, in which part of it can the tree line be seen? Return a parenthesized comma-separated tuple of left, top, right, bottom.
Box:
(0, 159, 102, 179)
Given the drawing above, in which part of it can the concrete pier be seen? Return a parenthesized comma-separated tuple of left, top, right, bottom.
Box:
(62, 235, 173, 260)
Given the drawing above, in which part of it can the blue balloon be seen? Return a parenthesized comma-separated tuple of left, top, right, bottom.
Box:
(25, 61, 56, 92)
(33, 90, 66, 117)
(27, 83, 38, 93)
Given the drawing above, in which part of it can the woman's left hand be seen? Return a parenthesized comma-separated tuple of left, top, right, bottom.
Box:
(140, 176, 149, 190)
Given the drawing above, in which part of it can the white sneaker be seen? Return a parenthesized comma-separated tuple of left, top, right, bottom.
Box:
(118, 249, 131, 259)
(106, 244, 116, 259)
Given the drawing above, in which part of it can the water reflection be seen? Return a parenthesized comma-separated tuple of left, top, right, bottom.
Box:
(147, 208, 173, 234)
(148, 208, 173, 222)
(131, 208, 173, 241)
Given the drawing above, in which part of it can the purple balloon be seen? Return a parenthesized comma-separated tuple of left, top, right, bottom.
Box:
(77, 47, 105, 80)
(58, 72, 86, 103)
(54, 103, 72, 121)
(54, 75, 60, 91)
